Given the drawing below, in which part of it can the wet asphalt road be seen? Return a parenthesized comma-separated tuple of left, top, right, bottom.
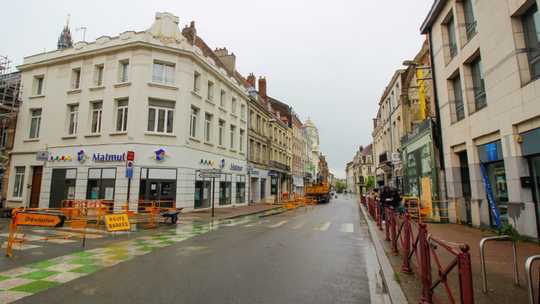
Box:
(11, 196, 383, 303)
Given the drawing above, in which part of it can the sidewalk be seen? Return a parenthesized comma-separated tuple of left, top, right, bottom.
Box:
(356, 194, 540, 304)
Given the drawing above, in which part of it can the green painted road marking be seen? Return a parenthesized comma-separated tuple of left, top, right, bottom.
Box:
(137, 246, 161, 252)
(10, 281, 62, 293)
(0, 276, 9, 281)
(104, 249, 129, 254)
(108, 254, 136, 261)
(68, 252, 96, 257)
(158, 241, 175, 244)
(68, 265, 107, 274)
(25, 261, 61, 269)
(68, 258, 101, 265)
(17, 270, 62, 280)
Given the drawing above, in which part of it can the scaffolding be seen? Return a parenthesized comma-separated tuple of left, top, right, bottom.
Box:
(0, 55, 22, 111)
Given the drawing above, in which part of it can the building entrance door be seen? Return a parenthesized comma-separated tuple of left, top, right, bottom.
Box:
(29, 166, 43, 208)
(147, 180, 176, 208)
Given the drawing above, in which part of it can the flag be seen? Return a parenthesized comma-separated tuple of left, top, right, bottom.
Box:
(480, 162, 502, 229)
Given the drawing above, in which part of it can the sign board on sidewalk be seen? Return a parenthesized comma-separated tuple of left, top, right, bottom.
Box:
(104, 214, 132, 232)
(199, 168, 221, 178)
(15, 212, 65, 227)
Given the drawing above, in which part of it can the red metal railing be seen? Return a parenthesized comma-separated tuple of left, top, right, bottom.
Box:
(361, 195, 474, 304)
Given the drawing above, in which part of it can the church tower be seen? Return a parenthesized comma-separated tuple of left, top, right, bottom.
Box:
(57, 15, 73, 50)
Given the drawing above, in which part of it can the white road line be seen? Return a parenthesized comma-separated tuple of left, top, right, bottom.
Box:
(314, 222, 331, 231)
(340, 223, 354, 233)
(269, 220, 288, 228)
(222, 219, 252, 227)
(292, 221, 309, 229)
(244, 220, 270, 227)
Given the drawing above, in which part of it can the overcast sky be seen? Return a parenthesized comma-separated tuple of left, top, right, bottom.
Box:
(3, 0, 434, 179)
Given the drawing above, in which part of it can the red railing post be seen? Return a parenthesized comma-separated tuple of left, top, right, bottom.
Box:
(385, 206, 391, 241)
(390, 207, 398, 253)
(377, 199, 383, 230)
(401, 212, 413, 274)
(418, 222, 433, 304)
(458, 244, 474, 304)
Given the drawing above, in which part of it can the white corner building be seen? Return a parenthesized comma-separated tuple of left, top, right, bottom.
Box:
(7, 12, 250, 211)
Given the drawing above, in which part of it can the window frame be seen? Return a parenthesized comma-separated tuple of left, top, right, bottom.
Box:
(190, 107, 198, 137)
(71, 68, 81, 89)
(29, 109, 42, 139)
(471, 56, 487, 111)
(152, 62, 175, 85)
(522, 4, 540, 79)
(230, 125, 236, 150)
(147, 99, 175, 134)
(91, 102, 103, 134)
(448, 16, 458, 58)
(119, 60, 129, 83)
(453, 74, 465, 121)
(68, 105, 79, 135)
(116, 99, 129, 132)
(204, 113, 212, 142)
(463, 0, 477, 40)
(218, 120, 224, 146)
(13, 167, 25, 198)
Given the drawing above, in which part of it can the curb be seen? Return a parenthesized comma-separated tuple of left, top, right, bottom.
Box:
(358, 201, 408, 304)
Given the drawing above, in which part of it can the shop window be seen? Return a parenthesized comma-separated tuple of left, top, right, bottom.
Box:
(236, 175, 246, 204)
(49, 169, 77, 209)
(219, 173, 232, 205)
(139, 168, 176, 207)
(478, 141, 508, 227)
(195, 174, 212, 209)
(86, 168, 116, 200)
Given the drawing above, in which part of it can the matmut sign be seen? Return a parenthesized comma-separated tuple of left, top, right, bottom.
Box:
(15, 212, 65, 227)
(104, 214, 131, 232)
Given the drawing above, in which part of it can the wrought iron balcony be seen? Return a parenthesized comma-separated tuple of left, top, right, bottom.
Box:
(379, 150, 391, 163)
(269, 161, 290, 172)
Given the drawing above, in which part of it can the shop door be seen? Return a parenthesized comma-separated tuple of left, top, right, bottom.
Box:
(29, 166, 43, 208)
(148, 181, 175, 208)
(49, 169, 76, 209)
(261, 179, 266, 199)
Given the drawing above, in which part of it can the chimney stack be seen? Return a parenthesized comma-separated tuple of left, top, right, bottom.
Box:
(181, 21, 197, 44)
(259, 76, 267, 99)
(247, 73, 256, 88)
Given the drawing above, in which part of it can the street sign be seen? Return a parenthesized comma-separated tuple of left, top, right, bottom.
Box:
(127, 151, 135, 161)
(36, 151, 49, 162)
(199, 168, 221, 178)
(246, 164, 254, 170)
(126, 169, 133, 178)
(268, 172, 275, 177)
(15, 212, 65, 227)
(104, 214, 132, 232)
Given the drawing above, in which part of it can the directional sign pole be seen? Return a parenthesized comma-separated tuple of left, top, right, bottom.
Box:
(212, 177, 216, 215)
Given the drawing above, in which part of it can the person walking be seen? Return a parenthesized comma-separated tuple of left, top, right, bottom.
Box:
(390, 189, 402, 215)
(379, 187, 392, 223)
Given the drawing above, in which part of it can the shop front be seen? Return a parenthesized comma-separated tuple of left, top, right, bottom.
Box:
(518, 128, 540, 236)
(249, 168, 268, 203)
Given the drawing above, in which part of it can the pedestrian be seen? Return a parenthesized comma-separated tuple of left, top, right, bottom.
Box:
(379, 187, 392, 223)
(390, 190, 402, 215)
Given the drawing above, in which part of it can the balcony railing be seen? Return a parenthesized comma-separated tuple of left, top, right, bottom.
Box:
(304, 172, 312, 179)
(269, 161, 290, 172)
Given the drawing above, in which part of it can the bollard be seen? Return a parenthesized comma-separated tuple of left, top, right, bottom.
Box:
(401, 212, 413, 274)
(418, 222, 433, 304)
(390, 207, 398, 253)
(458, 244, 474, 304)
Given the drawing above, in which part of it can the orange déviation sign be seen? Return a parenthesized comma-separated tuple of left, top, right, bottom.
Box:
(104, 214, 131, 232)
(15, 212, 65, 227)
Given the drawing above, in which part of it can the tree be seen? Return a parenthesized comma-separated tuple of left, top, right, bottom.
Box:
(335, 181, 347, 193)
(365, 176, 375, 191)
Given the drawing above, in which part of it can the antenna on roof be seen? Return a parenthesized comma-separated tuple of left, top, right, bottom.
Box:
(76, 26, 87, 42)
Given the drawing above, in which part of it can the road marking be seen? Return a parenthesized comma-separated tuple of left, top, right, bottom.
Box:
(292, 221, 309, 229)
(314, 221, 331, 231)
(340, 223, 354, 233)
(221, 219, 252, 227)
(244, 220, 270, 227)
(269, 220, 288, 228)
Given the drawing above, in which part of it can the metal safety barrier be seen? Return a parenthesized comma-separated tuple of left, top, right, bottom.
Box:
(525, 255, 540, 304)
(479, 236, 519, 293)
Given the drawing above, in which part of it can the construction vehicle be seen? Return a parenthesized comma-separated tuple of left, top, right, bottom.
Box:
(306, 181, 331, 203)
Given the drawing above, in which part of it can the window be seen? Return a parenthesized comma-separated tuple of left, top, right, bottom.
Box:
(13, 167, 25, 197)
(219, 174, 232, 205)
(453, 75, 465, 120)
(463, 0, 477, 39)
(256, 143, 260, 161)
(236, 175, 246, 204)
(68, 105, 79, 135)
(34, 76, 44, 95)
(71, 68, 81, 89)
(250, 111, 254, 127)
(91, 102, 103, 133)
(220, 90, 226, 107)
(232, 98, 237, 113)
(239, 129, 244, 152)
(471, 56, 486, 110)
(367, 156, 371, 163)
(29, 109, 41, 139)
(207, 81, 214, 101)
(190, 107, 197, 137)
(262, 145, 266, 162)
(116, 99, 128, 132)
(218, 120, 224, 146)
(148, 99, 174, 134)
(204, 114, 212, 142)
(94, 65, 104, 86)
(120, 61, 129, 82)
(256, 115, 261, 131)
(153, 62, 174, 85)
(241, 104, 246, 118)
(249, 139, 254, 159)
(523, 5, 540, 79)
(230, 125, 236, 149)
(193, 71, 201, 93)
(448, 17, 457, 58)
(0, 126, 8, 149)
